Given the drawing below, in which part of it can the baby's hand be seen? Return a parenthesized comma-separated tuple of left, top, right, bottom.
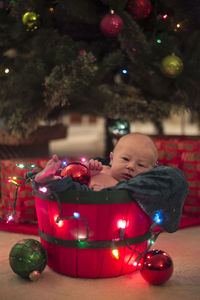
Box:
(35, 154, 62, 183)
(86, 159, 103, 176)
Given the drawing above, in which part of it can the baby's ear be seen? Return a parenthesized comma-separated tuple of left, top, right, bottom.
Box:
(110, 152, 113, 165)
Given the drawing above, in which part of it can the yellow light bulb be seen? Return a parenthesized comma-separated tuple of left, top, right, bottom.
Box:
(112, 249, 119, 259)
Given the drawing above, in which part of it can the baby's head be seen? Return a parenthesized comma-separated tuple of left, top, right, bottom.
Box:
(109, 133, 158, 181)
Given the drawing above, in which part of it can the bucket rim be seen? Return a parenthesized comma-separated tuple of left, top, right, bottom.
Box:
(34, 189, 135, 204)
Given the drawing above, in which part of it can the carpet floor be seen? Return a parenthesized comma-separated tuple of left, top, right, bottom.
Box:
(0, 226, 200, 300)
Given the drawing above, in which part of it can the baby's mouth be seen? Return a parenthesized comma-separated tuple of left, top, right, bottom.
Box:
(122, 173, 132, 180)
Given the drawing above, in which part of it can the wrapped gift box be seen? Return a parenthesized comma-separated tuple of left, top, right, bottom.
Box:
(154, 137, 200, 217)
(0, 159, 48, 223)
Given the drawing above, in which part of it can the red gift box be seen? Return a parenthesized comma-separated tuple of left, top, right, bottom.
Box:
(0, 159, 48, 223)
(154, 137, 200, 217)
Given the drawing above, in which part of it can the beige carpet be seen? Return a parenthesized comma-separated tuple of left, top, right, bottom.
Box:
(0, 226, 200, 300)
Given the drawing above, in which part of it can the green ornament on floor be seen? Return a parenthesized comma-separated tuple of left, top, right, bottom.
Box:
(9, 239, 48, 280)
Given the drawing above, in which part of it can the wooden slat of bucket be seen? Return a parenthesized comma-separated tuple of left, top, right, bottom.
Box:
(77, 249, 104, 278)
(76, 203, 133, 277)
(120, 203, 152, 275)
(35, 197, 78, 277)
(41, 240, 78, 277)
(98, 203, 133, 277)
(75, 203, 105, 277)
(34, 197, 51, 233)
(76, 202, 122, 277)
(50, 203, 79, 241)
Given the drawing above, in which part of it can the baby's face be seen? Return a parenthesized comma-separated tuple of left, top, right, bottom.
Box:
(110, 136, 157, 182)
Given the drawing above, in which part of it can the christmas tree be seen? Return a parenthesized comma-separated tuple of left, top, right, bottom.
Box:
(0, 0, 200, 138)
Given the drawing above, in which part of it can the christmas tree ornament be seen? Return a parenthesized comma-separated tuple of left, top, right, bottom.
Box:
(108, 119, 130, 138)
(9, 239, 48, 279)
(140, 249, 173, 285)
(161, 54, 183, 78)
(22, 12, 38, 29)
(79, 49, 86, 55)
(61, 162, 91, 186)
(100, 10, 124, 36)
(127, 0, 152, 20)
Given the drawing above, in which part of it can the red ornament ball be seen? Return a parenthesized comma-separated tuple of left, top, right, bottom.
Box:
(100, 13, 124, 36)
(127, 0, 152, 20)
(140, 250, 173, 285)
(61, 162, 91, 186)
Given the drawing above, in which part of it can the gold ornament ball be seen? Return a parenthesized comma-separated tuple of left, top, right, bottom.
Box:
(22, 12, 38, 27)
(161, 54, 183, 78)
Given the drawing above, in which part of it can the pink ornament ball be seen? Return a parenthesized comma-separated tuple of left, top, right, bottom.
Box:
(140, 249, 173, 285)
(100, 13, 124, 36)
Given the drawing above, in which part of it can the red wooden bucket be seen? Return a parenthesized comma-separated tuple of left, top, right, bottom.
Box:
(34, 189, 153, 278)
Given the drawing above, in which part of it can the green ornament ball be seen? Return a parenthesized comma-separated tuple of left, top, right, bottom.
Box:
(9, 239, 48, 279)
(161, 54, 183, 78)
(22, 12, 38, 27)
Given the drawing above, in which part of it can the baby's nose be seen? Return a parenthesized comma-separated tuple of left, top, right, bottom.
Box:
(126, 162, 136, 170)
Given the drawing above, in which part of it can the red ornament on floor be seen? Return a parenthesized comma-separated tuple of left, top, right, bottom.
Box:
(140, 250, 173, 285)
(100, 12, 124, 36)
(61, 162, 91, 186)
(127, 0, 152, 20)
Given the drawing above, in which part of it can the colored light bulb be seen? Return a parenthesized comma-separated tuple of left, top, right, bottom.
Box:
(80, 157, 87, 163)
(153, 211, 163, 224)
(112, 249, 119, 259)
(6, 215, 14, 223)
(162, 14, 168, 20)
(38, 186, 48, 193)
(62, 159, 68, 167)
(17, 163, 25, 168)
(118, 219, 126, 229)
(122, 69, 128, 74)
(73, 212, 80, 218)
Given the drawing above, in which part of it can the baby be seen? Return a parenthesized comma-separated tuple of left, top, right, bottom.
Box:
(88, 133, 158, 190)
(35, 133, 158, 191)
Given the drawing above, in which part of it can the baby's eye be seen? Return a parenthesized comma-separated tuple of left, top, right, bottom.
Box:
(122, 157, 129, 161)
(138, 163, 145, 167)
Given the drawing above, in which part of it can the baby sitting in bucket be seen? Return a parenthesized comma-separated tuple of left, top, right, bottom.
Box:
(35, 133, 158, 190)
(34, 132, 189, 233)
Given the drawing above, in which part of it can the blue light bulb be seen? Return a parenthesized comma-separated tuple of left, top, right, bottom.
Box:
(122, 69, 128, 74)
(153, 211, 163, 224)
(73, 212, 80, 218)
(62, 159, 67, 167)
